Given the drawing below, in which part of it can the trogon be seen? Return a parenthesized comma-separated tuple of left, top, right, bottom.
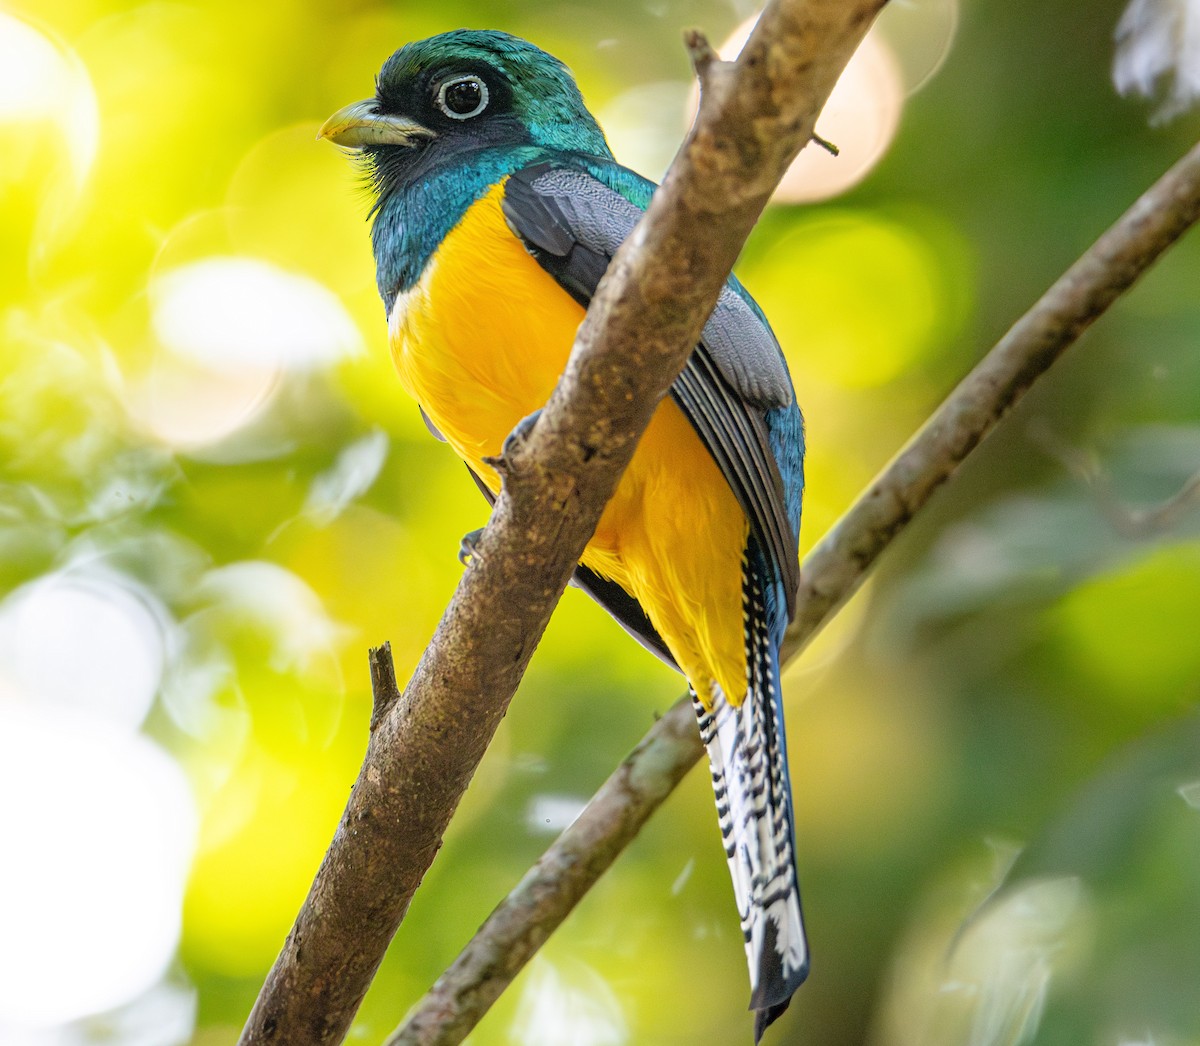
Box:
(320, 29, 809, 1040)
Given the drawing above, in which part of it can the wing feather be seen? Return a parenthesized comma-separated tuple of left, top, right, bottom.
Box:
(502, 162, 800, 618)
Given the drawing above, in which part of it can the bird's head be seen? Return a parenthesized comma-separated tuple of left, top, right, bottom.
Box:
(318, 30, 611, 176)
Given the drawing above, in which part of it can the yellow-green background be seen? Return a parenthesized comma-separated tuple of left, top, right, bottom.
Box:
(3, 0, 1200, 1043)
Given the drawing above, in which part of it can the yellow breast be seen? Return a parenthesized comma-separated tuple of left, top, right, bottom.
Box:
(389, 180, 749, 705)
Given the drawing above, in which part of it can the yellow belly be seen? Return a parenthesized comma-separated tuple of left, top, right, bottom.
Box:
(389, 181, 748, 704)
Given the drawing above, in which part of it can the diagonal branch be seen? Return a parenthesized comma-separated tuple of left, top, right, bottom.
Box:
(237, 2, 887, 1044)
(386, 136, 1200, 1046)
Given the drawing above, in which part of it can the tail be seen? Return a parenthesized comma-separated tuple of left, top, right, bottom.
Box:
(692, 551, 808, 1042)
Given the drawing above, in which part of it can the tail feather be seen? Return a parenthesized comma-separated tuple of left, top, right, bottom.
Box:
(692, 553, 808, 1041)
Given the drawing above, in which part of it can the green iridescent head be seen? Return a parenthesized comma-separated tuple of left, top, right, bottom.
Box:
(319, 30, 611, 167)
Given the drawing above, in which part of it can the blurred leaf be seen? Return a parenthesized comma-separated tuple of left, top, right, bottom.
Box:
(301, 428, 388, 526)
(1053, 539, 1200, 710)
(1000, 714, 1200, 1043)
(886, 426, 1200, 639)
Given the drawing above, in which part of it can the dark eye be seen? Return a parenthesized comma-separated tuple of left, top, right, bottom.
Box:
(436, 75, 489, 120)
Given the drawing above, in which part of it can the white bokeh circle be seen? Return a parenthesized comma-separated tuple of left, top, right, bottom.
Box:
(0, 707, 195, 1027)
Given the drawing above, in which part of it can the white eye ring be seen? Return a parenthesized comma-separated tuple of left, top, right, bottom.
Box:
(436, 75, 489, 120)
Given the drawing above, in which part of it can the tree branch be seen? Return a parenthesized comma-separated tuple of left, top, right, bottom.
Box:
(237, 2, 887, 1043)
(385, 136, 1200, 1046)
(1029, 421, 1200, 539)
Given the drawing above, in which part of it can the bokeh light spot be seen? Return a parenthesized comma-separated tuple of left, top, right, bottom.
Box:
(741, 211, 950, 388)
(1053, 540, 1200, 708)
(0, 707, 195, 1027)
(125, 351, 280, 451)
(0, 569, 170, 731)
(525, 793, 588, 834)
(873, 0, 960, 95)
(150, 257, 362, 373)
(0, 12, 99, 250)
(509, 960, 628, 1046)
(0, 14, 64, 120)
(773, 32, 904, 202)
(128, 255, 364, 449)
(699, 17, 904, 202)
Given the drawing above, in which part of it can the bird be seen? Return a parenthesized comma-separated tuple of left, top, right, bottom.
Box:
(319, 29, 808, 1040)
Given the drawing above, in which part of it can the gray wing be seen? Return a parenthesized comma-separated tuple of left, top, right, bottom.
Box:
(501, 162, 799, 616)
(502, 165, 793, 409)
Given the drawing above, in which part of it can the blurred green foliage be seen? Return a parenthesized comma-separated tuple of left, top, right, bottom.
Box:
(2, 0, 1199, 1044)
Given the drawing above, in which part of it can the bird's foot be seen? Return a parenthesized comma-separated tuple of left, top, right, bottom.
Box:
(458, 527, 485, 567)
(482, 409, 543, 475)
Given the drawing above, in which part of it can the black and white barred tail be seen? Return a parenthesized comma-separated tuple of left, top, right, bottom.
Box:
(692, 555, 808, 1042)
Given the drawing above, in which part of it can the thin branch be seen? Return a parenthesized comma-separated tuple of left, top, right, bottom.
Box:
(1029, 421, 1200, 538)
(1104, 468, 1200, 536)
(237, 2, 886, 1044)
(386, 136, 1200, 1046)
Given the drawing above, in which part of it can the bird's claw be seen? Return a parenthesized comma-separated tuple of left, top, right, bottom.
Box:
(503, 408, 543, 456)
(482, 408, 543, 476)
(458, 527, 485, 567)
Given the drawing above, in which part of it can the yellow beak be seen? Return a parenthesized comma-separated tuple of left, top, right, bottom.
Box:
(317, 100, 433, 149)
